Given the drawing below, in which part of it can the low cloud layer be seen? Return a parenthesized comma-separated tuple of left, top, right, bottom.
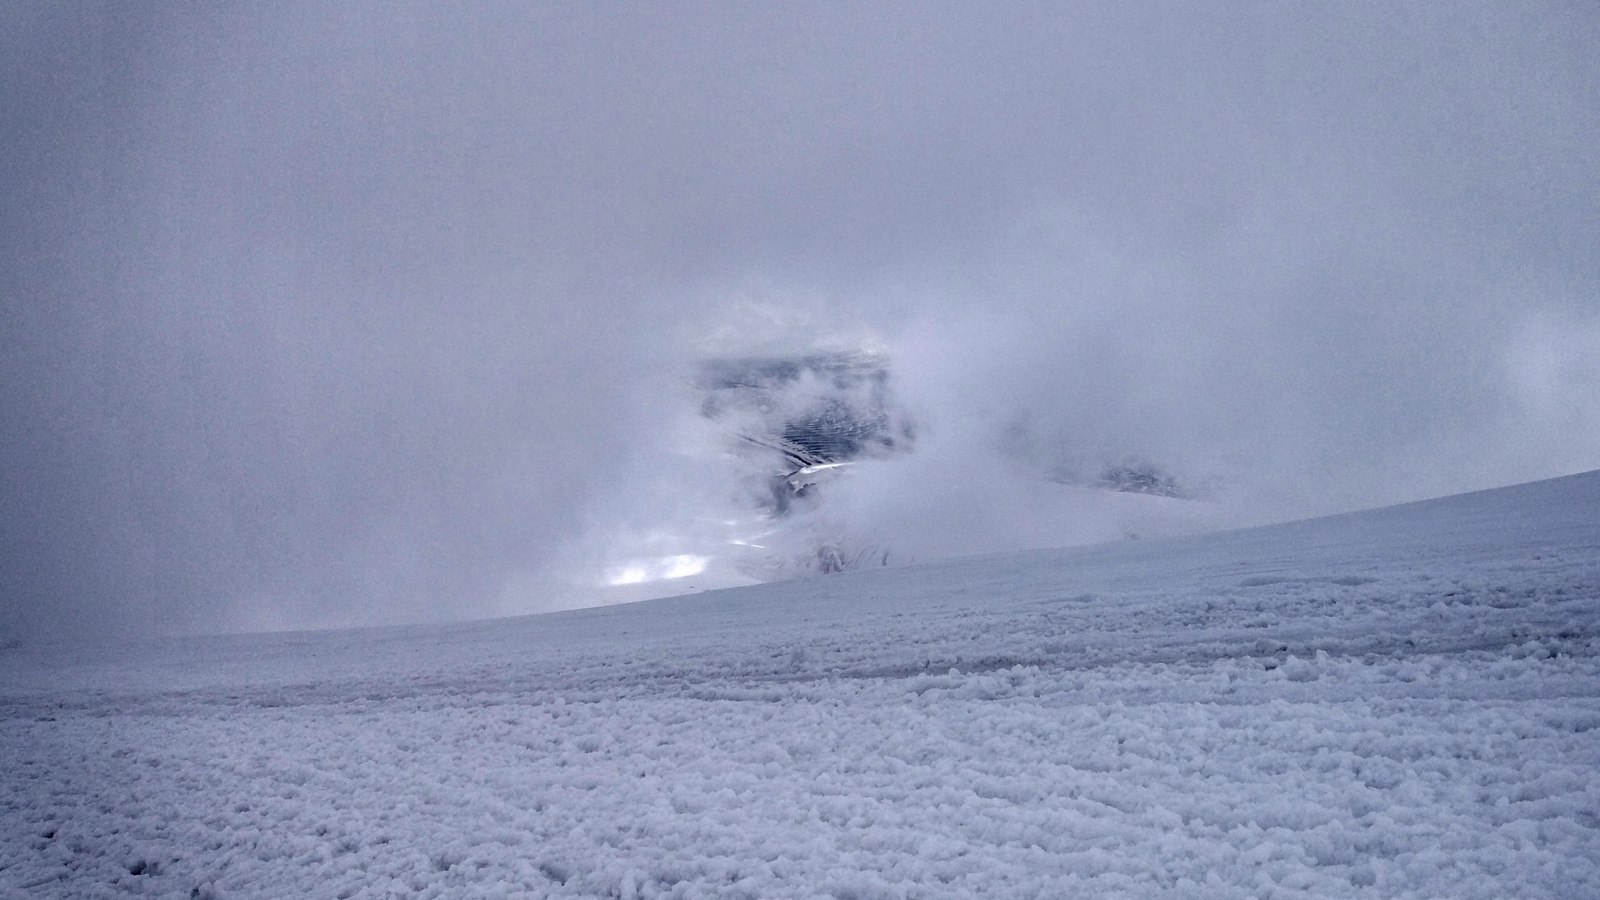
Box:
(3, 2, 1596, 639)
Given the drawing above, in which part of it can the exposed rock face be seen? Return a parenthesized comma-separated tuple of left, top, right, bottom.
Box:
(696, 349, 913, 515)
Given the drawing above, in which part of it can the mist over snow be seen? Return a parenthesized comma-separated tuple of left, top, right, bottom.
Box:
(3, 2, 1598, 638)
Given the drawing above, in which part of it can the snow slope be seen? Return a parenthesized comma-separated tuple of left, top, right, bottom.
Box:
(2, 471, 1598, 898)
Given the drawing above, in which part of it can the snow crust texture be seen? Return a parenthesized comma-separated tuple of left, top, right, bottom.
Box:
(3, 472, 1599, 898)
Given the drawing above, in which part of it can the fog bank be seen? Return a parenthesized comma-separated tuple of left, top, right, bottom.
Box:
(3, 2, 1595, 638)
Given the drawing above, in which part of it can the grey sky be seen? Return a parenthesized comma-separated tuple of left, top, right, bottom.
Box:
(3, 2, 1597, 639)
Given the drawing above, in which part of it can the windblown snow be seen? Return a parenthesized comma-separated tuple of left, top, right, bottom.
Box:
(3, 472, 1598, 898)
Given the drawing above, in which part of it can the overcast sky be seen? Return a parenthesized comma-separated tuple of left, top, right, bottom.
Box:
(4, 1, 1597, 640)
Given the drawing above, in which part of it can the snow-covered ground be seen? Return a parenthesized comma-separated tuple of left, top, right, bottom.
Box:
(3, 471, 1598, 898)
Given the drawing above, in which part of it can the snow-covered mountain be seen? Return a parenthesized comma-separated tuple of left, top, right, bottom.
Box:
(575, 342, 1214, 603)
(3, 470, 1597, 897)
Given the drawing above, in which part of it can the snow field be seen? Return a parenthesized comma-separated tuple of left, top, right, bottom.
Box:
(2, 472, 1598, 897)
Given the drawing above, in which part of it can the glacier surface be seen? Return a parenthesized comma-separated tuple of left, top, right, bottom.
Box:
(2, 471, 1598, 898)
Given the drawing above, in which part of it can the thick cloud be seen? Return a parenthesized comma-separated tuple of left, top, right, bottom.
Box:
(3, 2, 1596, 639)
